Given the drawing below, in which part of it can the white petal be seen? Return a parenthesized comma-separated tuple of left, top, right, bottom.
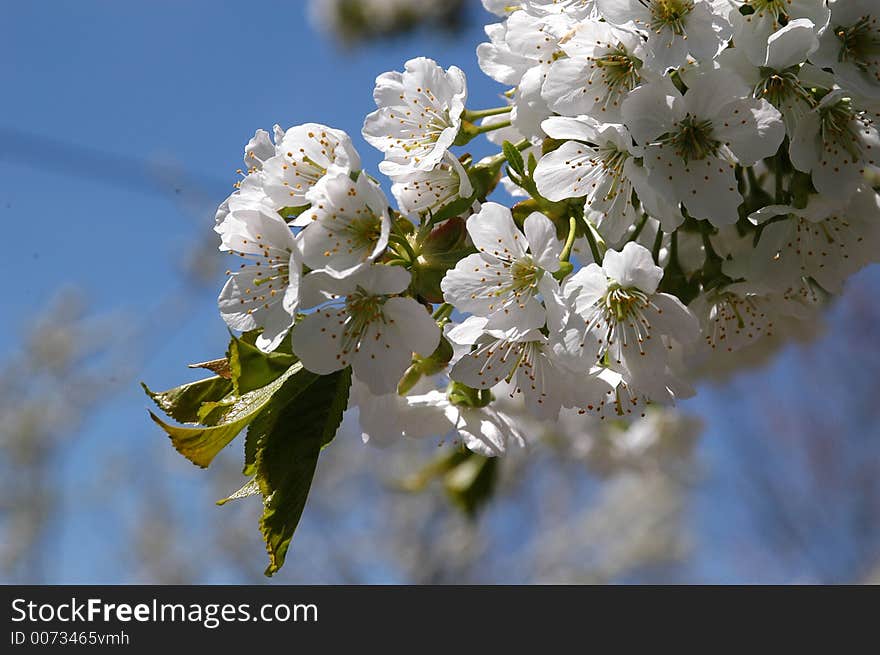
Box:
(447, 315, 490, 346)
(351, 321, 412, 395)
(603, 242, 663, 294)
(564, 263, 608, 312)
(292, 310, 344, 375)
(384, 297, 441, 357)
(765, 18, 819, 70)
(716, 98, 785, 166)
(466, 202, 527, 260)
(533, 141, 599, 202)
(621, 81, 677, 145)
(524, 212, 562, 272)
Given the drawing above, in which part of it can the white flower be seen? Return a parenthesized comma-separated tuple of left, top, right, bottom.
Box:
(559, 242, 699, 405)
(390, 151, 473, 217)
(812, 0, 880, 100)
(727, 0, 830, 67)
(541, 19, 647, 120)
(299, 170, 392, 278)
(511, 65, 557, 140)
(243, 127, 280, 173)
(748, 186, 880, 294)
(789, 90, 880, 200)
(718, 18, 827, 136)
(350, 378, 452, 447)
(447, 317, 582, 419)
(598, 0, 732, 73)
(362, 57, 467, 176)
(359, 379, 528, 456)
(441, 204, 563, 333)
(217, 204, 302, 352)
(575, 406, 701, 473)
(477, 10, 573, 139)
(534, 116, 683, 244)
(261, 123, 361, 210)
(622, 71, 785, 226)
(576, 367, 662, 420)
(292, 265, 440, 394)
(440, 394, 528, 457)
(477, 10, 571, 87)
(214, 127, 284, 226)
(215, 172, 277, 228)
(689, 284, 788, 355)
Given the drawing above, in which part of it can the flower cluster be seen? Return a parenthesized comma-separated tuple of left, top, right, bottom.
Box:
(211, 0, 879, 459)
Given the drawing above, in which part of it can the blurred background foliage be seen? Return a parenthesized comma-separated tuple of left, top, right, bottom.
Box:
(1, 0, 878, 584)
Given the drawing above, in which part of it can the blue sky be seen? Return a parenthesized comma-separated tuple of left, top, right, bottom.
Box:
(2, 2, 878, 584)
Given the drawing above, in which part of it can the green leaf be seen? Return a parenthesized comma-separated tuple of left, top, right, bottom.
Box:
(242, 357, 322, 477)
(148, 363, 302, 469)
(142, 376, 233, 425)
(228, 332, 297, 395)
(444, 452, 498, 517)
(240, 381, 302, 477)
(502, 140, 525, 177)
(527, 152, 538, 177)
(425, 193, 475, 226)
(243, 422, 262, 477)
(257, 367, 351, 576)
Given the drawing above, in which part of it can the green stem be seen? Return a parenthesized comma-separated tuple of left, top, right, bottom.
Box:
(473, 120, 511, 135)
(651, 228, 664, 265)
(455, 119, 513, 146)
(554, 214, 579, 280)
(774, 165, 785, 205)
(559, 214, 578, 263)
(462, 106, 512, 122)
(668, 229, 680, 267)
(627, 213, 649, 243)
(745, 166, 760, 195)
(583, 220, 602, 265)
(700, 229, 720, 263)
(433, 303, 453, 321)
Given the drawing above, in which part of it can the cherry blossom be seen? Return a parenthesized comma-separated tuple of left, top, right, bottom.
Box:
(622, 70, 785, 226)
(559, 243, 699, 405)
(217, 204, 302, 352)
(292, 265, 440, 394)
(261, 123, 361, 211)
(598, 0, 733, 73)
(362, 57, 467, 176)
(299, 171, 392, 278)
(441, 203, 563, 333)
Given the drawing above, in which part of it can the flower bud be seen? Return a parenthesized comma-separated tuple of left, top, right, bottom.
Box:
(410, 218, 469, 302)
(397, 336, 454, 395)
